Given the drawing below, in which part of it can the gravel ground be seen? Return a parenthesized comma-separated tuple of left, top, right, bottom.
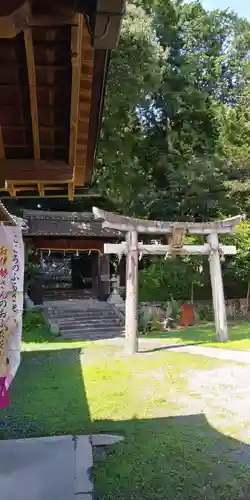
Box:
(188, 364, 250, 422)
(183, 363, 250, 466)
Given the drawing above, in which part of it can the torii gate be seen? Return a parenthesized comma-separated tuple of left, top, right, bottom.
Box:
(93, 208, 243, 353)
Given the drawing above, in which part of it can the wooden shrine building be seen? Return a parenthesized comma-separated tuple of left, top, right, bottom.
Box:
(23, 209, 122, 301)
(0, 0, 125, 199)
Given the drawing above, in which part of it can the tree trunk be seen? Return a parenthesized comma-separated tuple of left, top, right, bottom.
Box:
(246, 282, 250, 315)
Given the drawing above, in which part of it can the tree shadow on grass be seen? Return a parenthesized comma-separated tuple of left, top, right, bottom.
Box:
(0, 348, 91, 440)
(2, 340, 250, 499)
(93, 413, 250, 500)
(140, 342, 201, 353)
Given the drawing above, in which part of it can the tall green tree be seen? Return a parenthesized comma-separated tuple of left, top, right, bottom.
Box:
(216, 87, 250, 215)
(94, 2, 164, 213)
(140, 0, 250, 220)
(95, 0, 250, 221)
(222, 221, 250, 298)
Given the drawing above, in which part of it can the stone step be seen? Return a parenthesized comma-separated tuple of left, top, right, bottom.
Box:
(60, 324, 125, 334)
(59, 325, 124, 333)
(50, 316, 122, 326)
(49, 315, 118, 323)
(44, 300, 124, 340)
(45, 299, 109, 308)
(47, 309, 114, 317)
(49, 311, 118, 318)
(56, 317, 122, 326)
(45, 295, 92, 302)
(48, 308, 110, 315)
(61, 330, 124, 340)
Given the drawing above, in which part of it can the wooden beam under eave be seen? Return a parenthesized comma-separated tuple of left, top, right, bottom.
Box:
(28, 13, 77, 27)
(68, 182, 74, 201)
(0, 126, 5, 159)
(0, 160, 73, 189)
(0, 1, 31, 38)
(38, 183, 44, 197)
(69, 14, 83, 180)
(24, 27, 40, 160)
(7, 183, 16, 197)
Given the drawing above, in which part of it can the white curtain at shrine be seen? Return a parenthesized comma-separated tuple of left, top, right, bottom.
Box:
(0, 224, 24, 388)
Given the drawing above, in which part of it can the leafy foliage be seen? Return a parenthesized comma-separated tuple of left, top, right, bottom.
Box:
(94, 0, 250, 225)
(94, 2, 164, 213)
(223, 221, 250, 288)
(139, 255, 203, 301)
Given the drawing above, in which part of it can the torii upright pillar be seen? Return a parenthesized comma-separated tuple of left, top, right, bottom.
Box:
(125, 230, 138, 354)
(207, 232, 228, 341)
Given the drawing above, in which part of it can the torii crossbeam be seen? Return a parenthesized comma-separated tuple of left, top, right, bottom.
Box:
(93, 208, 243, 353)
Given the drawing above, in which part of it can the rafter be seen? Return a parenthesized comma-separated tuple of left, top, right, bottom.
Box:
(0, 126, 5, 159)
(24, 27, 40, 160)
(38, 183, 44, 197)
(29, 13, 77, 27)
(68, 181, 74, 201)
(7, 183, 16, 197)
(69, 13, 83, 193)
(0, 1, 31, 38)
(0, 160, 73, 189)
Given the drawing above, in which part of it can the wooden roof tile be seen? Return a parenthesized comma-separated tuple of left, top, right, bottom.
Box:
(23, 209, 122, 237)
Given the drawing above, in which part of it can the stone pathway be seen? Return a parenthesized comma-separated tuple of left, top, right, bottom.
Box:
(0, 434, 123, 500)
(114, 337, 250, 363)
(169, 345, 250, 363)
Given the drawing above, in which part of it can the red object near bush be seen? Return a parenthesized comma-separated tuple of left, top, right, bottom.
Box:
(180, 303, 195, 327)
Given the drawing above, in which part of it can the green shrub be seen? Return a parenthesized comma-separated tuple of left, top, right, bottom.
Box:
(139, 256, 203, 302)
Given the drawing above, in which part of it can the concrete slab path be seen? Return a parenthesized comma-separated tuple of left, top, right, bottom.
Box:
(0, 435, 93, 500)
(110, 337, 250, 363)
(95, 337, 250, 363)
(170, 345, 250, 363)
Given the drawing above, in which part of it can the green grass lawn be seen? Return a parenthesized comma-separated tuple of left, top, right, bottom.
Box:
(1, 311, 250, 500)
(142, 320, 250, 351)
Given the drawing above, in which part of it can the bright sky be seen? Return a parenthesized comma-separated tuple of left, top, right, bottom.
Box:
(202, 0, 250, 19)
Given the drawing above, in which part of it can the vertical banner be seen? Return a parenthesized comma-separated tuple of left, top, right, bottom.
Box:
(0, 226, 13, 380)
(0, 224, 24, 404)
(6, 225, 24, 389)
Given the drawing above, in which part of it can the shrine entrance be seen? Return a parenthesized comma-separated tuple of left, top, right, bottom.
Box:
(93, 207, 243, 354)
(38, 250, 101, 300)
(71, 251, 100, 295)
(23, 209, 122, 302)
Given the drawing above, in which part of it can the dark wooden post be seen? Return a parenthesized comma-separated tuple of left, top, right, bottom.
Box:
(100, 253, 110, 297)
(125, 230, 138, 354)
(91, 251, 100, 298)
(119, 255, 126, 299)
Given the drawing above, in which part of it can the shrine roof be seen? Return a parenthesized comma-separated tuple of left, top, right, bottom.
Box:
(23, 209, 122, 238)
(0, 201, 25, 227)
(0, 0, 125, 199)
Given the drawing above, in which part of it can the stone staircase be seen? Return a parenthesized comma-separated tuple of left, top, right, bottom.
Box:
(43, 288, 92, 301)
(45, 299, 125, 341)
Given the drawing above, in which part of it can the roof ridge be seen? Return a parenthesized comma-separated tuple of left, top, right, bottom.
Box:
(23, 209, 94, 219)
